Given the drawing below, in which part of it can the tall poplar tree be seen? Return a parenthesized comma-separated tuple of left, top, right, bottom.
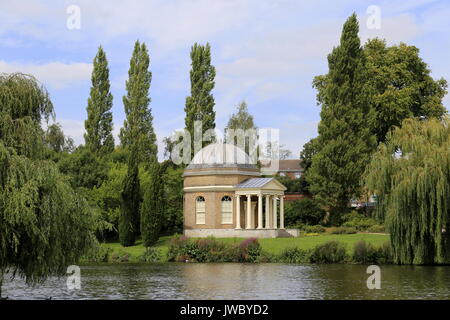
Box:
(140, 163, 165, 247)
(185, 42, 216, 157)
(84, 46, 114, 155)
(307, 14, 376, 221)
(120, 40, 158, 165)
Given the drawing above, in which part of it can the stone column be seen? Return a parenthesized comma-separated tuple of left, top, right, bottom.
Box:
(235, 195, 241, 229)
(265, 195, 270, 229)
(246, 194, 252, 229)
(257, 194, 263, 229)
(273, 196, 278, 229)
(280, 196, 285, 229)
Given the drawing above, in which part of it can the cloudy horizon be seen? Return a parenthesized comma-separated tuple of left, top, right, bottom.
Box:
(1, 0, 449, 159)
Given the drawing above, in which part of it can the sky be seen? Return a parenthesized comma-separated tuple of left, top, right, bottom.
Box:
(0, 0, 449, 160)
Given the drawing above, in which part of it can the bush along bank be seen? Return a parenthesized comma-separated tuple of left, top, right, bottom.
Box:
(82, 236, 393, 264)
(167, 235, 270, 263)
(166, 236, 393, 265)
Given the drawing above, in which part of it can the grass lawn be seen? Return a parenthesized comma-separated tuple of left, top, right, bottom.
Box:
(100, 233, 389, 262)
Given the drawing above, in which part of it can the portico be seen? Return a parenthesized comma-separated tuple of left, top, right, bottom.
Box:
(234, 178, 286, 230)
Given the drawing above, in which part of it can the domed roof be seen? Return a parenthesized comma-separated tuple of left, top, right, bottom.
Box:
(186, 143, 258, 170)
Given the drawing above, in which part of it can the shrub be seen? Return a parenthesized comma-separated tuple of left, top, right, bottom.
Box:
(367, 225, 386, 233)
(376, 242, 393, 264)
(167, 234, 190, 262)
(310, 241, 348, 263)
(285, 198, 326, 227)
(279, 247, 311, 263)
(257, 251, 276, 263)
(304, 225, 325, 233)
(111, 250, 130, 263)
(239, 238, 261, 262)
(138, 247, 162, 262)
(342, 211, 378, 231)
(166, 235, 262, 263)
(352, 240, 379, 264)
(328, 226, 357, 234)
(82, 245, 112, 263)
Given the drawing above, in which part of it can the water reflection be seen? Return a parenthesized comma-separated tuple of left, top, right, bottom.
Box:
(2, 263, 450, 300)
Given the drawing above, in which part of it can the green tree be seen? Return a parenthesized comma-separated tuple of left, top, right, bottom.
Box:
(300, 137, 319, 173)
(365, 117, 450, 264)
(364, 38, 447, 143)
(226, 101, 256, 131)
(284, 198, 326, 227)
(0, 73, 53, 159)
(44, 123, 75, 153)
(226, 101, 257, 155)
(307, 14, 376, 221)
(141, 163, 165, 247)
(162, 165, 184, 233)
(185, 42, 216, 156)
(58, 146, 108, 190)
(84, 46, 115, 155)
(119, 145, 141, 246)
(119, 41, 157, 165)
(0, 73, 94, 297)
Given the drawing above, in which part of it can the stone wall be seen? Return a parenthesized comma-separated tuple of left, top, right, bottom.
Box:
(184, 228, 288, 238)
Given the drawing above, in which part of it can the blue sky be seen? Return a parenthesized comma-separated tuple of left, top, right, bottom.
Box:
(1, 0, 449, 159)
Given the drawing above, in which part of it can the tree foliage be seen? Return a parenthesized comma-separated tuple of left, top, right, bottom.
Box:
(119, 146, 141, 246)
(84, 46, 115, 155)
(307, 14, 376, 218)
(58, 146, 108, 190)
(0, 73, 94, 296)
(0, 144, 95, 289)
(363, 38, 447, 143)
(185, 42, 216, 156)
(141, 163, 165, 247)
(226, 101, 257, 155)
(226, 101, 256, 131)
(162, 165, 184, 234)
(365, 117, 450, 264)
(0, 73, 53, 159)
(44, 123, 75, 153)
(300, 137, 319, 173)
(284, 198, 326, 227)
(119, 41, 157, 165)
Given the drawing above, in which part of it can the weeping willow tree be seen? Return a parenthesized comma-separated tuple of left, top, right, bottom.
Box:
(365, 117, 450, 264)
(0, 73, 53, 159)
(0, 73, 95, 297)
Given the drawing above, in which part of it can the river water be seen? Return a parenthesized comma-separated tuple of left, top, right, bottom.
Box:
(2, 263, 450, 300)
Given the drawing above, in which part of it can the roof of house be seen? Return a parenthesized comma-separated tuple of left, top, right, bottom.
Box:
(278, 159, 303, 172)
(260, 159, 303, 172)
(234, 177, 287, 191)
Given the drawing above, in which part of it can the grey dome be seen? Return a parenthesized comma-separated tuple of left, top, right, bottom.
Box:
(186, 143, 258, 170)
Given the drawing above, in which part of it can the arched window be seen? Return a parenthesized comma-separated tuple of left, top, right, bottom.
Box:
(196, 196, 206, 224)
(221, 196, 233, 224)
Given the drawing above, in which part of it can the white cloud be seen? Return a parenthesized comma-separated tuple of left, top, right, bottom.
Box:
(360, 13, 421, 44)
(0, 60, 92, 89)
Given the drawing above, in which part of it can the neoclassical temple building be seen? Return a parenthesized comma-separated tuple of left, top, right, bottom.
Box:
(183, 143, 297, 238)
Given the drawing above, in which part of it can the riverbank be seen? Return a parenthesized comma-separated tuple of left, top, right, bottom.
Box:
(89, 233, 389, 263)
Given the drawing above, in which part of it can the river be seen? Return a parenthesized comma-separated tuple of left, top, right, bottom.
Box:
(2, 263, 450, 300)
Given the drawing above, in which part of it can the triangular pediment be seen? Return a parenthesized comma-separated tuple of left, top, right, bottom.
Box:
(261, 179, 287, 191)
